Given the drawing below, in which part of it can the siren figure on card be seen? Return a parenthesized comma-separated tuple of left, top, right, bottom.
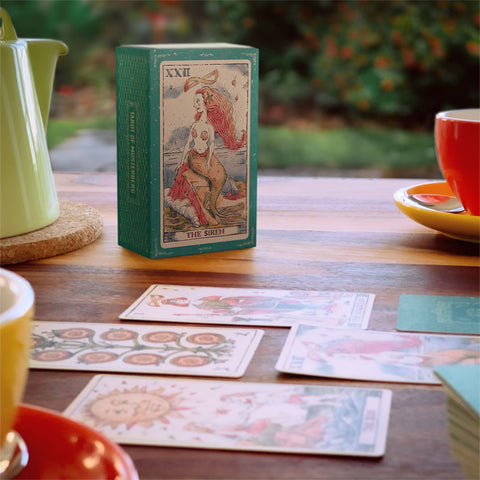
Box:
(168, 84, 247, 227)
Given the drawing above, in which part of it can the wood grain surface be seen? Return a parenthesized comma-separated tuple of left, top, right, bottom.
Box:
(7, 173, 479, 480)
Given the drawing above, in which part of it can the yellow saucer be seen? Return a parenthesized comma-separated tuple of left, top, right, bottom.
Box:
(393, 182, 480, 243)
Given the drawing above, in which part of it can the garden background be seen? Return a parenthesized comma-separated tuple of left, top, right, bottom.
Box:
(4, 0, 480, 177)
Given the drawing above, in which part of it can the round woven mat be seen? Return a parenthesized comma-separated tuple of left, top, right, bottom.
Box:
(0, 201, 103, 265)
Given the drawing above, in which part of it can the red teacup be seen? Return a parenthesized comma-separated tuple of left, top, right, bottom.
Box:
(435, 109, 480, 216)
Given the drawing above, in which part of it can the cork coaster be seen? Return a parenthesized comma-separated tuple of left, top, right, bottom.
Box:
(0, 201, 103, 265)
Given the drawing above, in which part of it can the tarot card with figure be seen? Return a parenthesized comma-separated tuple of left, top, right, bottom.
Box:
(120, 284, 375, 328)
(275, 323, 480, 384)
(64, 374, 392, 457)
(161, 59, 252, 249)
(30, 322, 263, 378)
(117, 44, 257, 258)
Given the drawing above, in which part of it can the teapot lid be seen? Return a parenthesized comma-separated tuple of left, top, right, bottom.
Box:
(0, 8, 18, 42)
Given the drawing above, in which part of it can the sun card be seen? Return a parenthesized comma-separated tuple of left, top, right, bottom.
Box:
(397, 294, 480, 335)
(275, 323, 480, 384)
(64, 374, 392, 457)
(30, 322, 263, 378)
(119, 284, 374, 328)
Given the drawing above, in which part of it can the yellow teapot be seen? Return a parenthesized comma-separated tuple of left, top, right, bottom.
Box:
(0, 8, 68, 238)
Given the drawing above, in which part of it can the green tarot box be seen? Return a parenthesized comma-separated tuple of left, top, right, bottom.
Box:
(116, 43, 258, 258)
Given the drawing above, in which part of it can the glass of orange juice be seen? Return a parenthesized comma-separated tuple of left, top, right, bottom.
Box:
(0, 268, 33, 476)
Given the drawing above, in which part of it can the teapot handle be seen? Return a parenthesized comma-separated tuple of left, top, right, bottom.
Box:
(0, 8, 68, 129)
(27, 40, 68, 129)
(0, 8, 18, 42)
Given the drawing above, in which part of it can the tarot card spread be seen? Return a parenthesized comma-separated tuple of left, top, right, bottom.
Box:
(64, 375, 392, 457)
(276, 323, 480, 384)
(161, 61, 251, 248)
(119, 284, 375, 328)
(31, 322, 263, 378)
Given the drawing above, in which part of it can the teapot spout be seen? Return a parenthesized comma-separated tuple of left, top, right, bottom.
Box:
(27, 39, 68, 129)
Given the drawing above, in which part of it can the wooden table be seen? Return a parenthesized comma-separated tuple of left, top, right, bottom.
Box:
(8, 173, 479, 479)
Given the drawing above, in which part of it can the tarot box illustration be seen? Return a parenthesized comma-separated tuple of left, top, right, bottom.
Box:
(116, 44, 258, 258)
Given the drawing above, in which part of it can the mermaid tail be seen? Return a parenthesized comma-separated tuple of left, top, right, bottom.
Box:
(188, 149, 227, 220)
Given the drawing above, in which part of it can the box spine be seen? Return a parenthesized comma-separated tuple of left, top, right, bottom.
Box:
(116, 48, 151, 257)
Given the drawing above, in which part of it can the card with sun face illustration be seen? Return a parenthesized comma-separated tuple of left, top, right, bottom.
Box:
(275, 323, 480, 384)
(119, 284, 375, 328)
(64, 374, 392, 457)
(30, 322, 263, 378)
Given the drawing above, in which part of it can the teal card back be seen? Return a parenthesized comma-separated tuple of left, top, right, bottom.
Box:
(397, 294, 480, 335)
(435, 364, 480, 417)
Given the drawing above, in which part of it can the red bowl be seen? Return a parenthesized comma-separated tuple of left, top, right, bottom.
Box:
(13, 404, 139, 480)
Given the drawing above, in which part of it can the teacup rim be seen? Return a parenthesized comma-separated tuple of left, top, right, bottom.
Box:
(0, 268, 34, 324)
(436, 109, 480, 122)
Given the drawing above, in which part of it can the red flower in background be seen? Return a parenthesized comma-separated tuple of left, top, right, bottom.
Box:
(325, 36, 338, 57)
(381, 78, 395, 92)
(428, 36, 444, 57)
(402, 48, 416, 68)
(340, 46, 354, 60)
(391, 30, 404, 47)
(374, 56, 391, 68)
(58, 85, 74, 97)
(466, 41, 480, 56)
(142, 9, 168, 43)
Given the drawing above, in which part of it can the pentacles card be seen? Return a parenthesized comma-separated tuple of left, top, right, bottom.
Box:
(64, 374, 392, 457)
(161, 59, 253, 249)
(30, 321, 263, 378)
(119, 284, 375, 328)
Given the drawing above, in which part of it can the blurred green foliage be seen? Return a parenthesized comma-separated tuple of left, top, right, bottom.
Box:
(205, 0, 479, 124)
(258, 125, 438, 177)
(3, 0, 479, 126)
(47, 116, 116, 148)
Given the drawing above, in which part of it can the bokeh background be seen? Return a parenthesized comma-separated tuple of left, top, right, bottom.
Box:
(3, 0, 480, 176)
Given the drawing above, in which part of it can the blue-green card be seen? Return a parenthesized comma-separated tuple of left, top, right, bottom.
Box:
(397, 294, 480, 335)
(434, 364, 480, 417)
